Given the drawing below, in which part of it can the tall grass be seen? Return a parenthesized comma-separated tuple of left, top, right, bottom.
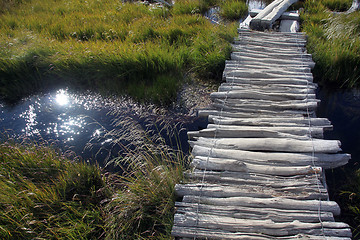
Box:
(0, 139, 109, 239)
(301, 0, 360, 88)
(0, 121, 189, 239)
(0, 0, 238, 104)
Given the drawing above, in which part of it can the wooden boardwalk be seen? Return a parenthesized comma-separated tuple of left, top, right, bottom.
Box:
(171, 29, 353, 239)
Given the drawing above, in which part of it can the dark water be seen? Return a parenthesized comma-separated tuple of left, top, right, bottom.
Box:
(0, 88, 208, 168)
(317, 87, 360, 167)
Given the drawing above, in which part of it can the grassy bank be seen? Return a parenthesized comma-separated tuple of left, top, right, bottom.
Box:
(0, 137, 187, 239)
(301, 0, 360, 88)
(0, 0, 246, 104)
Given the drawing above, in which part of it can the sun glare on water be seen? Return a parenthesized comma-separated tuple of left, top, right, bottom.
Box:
(55, 89, 70, 106)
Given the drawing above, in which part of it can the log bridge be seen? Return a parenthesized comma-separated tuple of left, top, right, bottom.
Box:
(171, 2, 353, 239)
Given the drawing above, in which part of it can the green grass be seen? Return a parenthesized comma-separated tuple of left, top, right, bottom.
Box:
(0, 139, 109, 239)
(301, 0, 360, 88)
(104, 142, 187, 239)
(0, 130, 188, 239)
(0, 0, 239, 105)
(219, 0, 248, 21)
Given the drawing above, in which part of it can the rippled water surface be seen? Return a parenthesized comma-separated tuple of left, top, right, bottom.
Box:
(0, 87, 209, 167)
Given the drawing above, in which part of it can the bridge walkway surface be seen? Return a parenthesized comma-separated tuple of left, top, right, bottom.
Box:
(171, 28, 353, 239)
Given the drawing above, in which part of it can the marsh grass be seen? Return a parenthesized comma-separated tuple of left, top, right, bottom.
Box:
(0, 0, 239, 104)
(104, 139, 188, 239)
(219, 0, 248, 21)
(0, 114, 190, 239)
(0, 138, 110, 239)
(301, 0, 360, 88)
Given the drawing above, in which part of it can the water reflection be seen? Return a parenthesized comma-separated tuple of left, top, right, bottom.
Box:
(0, 88, 209, 167)
(55, 89, 70, 106)
(0, 89, 113, 157)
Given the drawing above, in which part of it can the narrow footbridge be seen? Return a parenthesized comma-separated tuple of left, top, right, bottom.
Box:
(171, 28, 353, 239)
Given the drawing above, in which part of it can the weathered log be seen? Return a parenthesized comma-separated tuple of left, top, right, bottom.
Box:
(173, 213, 352, 237)
(250, 0, 299, 30)
(250, 8, 300, 21)
(174, 212, 350, 236)
(223, 66, 313, 76)
(229, 50, 312, 62)
(188, 169, 322, 188)
(224, 77, 315, 87)
(208, 115, 332, 128)
(225, 60, 312, 73)
(238, 27, 305, 35)
(172, 225, 351, 240)
(190, 137, 342, 154)
(234, 36, 306, 46)
(175, 183, 328, 200)
(175, 202, 335, 223)
(191, 156, 326, 176)
(230, 54, 315, 69)
(191, 155, 347, 176)
(224, 65, 312, 76)
(218, 84, 315, 95)
(210, 90, 315, 101)
(223, 68, 314, 81)
(188, 125, 324, 139)
(181, 195, 341, 216)
(211, 103, 314, 116)
(198, 109, 310, 118)
(233, 39, 306, 50)
(191, 145, 350, 169)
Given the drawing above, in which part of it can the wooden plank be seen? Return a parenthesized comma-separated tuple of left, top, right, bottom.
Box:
(190, 137, 342, 154)
(211, 104, 314, 118)
(173, 212, 352, 237)
(175, 183, 328, 200)
(175, 202, 335, 223)
(208, 116, 332, 128)
(223, 68, 314, 81)
(211, 100, 318, 112)
(191, 145, 350, 168)
(234, 37, 306, 46)
(224, 77, 315, 87)
(210, 90, 315, 101)
(181, 195, 341, 216)
(250, 8, 300, 21)
(188, 125, 325, 139)
(218, 84, 316, 95)
(198, 109, 311, 118)
(172, 226, 351, 240)
(230, 54, 315, 69)
(191, 155, 348, 174)
(225, 60, 313, 73)
(188, 170, 323, 188)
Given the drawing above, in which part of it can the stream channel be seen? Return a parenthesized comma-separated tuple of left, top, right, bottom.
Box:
(0, 0, 359, 175)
